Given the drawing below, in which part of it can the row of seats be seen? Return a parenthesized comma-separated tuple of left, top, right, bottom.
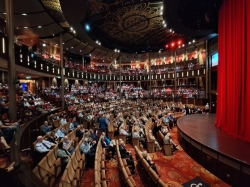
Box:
(59, 137, 86, 187)
(134, 146, 183, 187)
(94, 138, 109, 187)
(116, 140, 136, 187)
(32, 128, 77, 187)
(144, 118, 156, 153)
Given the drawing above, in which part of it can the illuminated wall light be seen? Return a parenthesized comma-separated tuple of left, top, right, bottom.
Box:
(182, 44, 185, 47)
(168, 74, 170, 78)
(189, 42, 191, 44)
(2, 38, 5, 53)
(187, 72, 189, 76)
(129, 76, 130, 80)
(58, 69, 60, 74)
(47, 66, 49, 71)
(192, 40, 195, 43)
(173, 74, 175, 78)
(151, 75, 153, 79)
(198, 70, 200, 75)
(192, 71, 194, 76)
(182, 72, 183, 77)
(21, 59, 23, 63)
(63, 68, 65, 75)
(41, 64, 43, 70)
(204, 69, 205, 74)
(20, 54, 22, 58)
(164, 74, 165, 78)
(165, 44, 168, 48)
(21, 13, 27, 16)
(177, 73, 179, 77)
(53, 68, 54, 73)
(27, 55, 29, 62)
(24, 27, 28, 29)
(38, 26, 42, 28)
(68, 72, 70, 76)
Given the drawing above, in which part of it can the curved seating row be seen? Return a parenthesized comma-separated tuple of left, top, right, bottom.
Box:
(116, 140, 136, 187)
(59, 137, 86, 187)
(32, 128, 77, 187)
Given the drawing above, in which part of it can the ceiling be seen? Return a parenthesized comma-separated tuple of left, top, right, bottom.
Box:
(0, 0, 222, 63)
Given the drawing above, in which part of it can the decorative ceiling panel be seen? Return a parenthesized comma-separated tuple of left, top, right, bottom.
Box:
(82, 0, 179, 52)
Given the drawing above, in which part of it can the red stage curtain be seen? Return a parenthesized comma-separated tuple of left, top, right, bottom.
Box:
(216, 0, 250, 142)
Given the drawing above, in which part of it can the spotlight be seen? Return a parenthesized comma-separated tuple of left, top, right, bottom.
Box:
(178, 41, 181, 45)
(189, 42, 191, 44)
(85, 24, 90, 31)
(165, 44, 169, 48)
(171, 43, 175, 47)
(192, 39, 195, 43)
(182, 44, 185, 47)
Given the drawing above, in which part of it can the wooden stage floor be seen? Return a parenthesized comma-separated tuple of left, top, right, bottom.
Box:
(177, 114, 250, 165)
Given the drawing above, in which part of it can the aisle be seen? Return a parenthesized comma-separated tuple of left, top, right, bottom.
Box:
(146, 127, 230, 187)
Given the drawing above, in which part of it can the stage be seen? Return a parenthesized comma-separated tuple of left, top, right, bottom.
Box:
(177, 114, 250, 187)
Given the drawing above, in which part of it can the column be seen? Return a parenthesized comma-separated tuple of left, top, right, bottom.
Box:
(5, 0, 17, 120)
(174, 51, 177, 98)
(119, 56, 121, 100)
(205, 40, 209, 100)
(149, 54, 152, 97)
(60, 33, 65, 108)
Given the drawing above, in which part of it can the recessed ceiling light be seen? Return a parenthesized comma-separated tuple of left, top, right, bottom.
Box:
(22, 13, 27, 16)
(37, 26, 42, 28)
(24, 27, 28, 29)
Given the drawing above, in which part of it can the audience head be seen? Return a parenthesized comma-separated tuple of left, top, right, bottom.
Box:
(44, 121, 48, 126)
(58, 141, 63, 149)
(37, 136, 43, 142)
(141, 151, 148, 158)
(63, 136, 68, 142)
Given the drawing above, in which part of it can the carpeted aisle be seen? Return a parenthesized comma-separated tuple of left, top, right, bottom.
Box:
(147, 127, 231, 187)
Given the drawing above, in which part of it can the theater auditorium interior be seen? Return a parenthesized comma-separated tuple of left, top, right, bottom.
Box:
(0, 0, 249, 187)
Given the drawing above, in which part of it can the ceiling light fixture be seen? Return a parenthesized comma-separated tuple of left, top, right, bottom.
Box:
(22, 13, 27, 16)
(85, 24, 90, 31)
(38, 26, 42, 28)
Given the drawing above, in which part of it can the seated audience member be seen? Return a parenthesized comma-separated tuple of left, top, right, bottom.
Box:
(69, 117, 79, 132)
(161, 126, 169, 136)
(46, 131, 58, 144)
(35, 136, 55, 154)
(76, 125, 84, 140)
(148, 130, 162, 151)
(56, 126, 66, 139)
(163, 133, 178, 152)
(62, 136, 75, 155)
(0, 118, 19, 143)
(84, 139, 97, 168)
(0, 129, 10, 154)
(100, 136, 116, 159)
(60, 115, 67, 126)
(41, 121, 52, 136)
(141, 151, 160, 176)
(80, 138, 91, 154)
(119, 140, 136, 175)
(120, 126, 131, 137)
(57, 141, 71, 171)
(89, 129, 97, 141)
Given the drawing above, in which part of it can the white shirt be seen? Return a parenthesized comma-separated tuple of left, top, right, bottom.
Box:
(36, 140, 55, 153)
(60, 118, 67, 125)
